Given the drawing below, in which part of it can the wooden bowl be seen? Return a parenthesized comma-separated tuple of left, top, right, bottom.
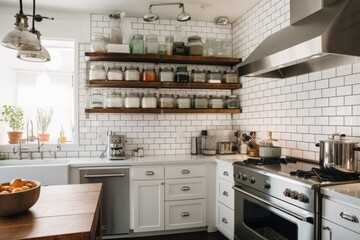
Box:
(0, 181, 41, 217)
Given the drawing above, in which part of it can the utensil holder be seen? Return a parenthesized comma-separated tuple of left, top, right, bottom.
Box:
(247, 143, 259, 157)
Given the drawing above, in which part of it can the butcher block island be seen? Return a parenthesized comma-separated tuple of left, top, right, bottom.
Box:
(0, 183, 102, 240)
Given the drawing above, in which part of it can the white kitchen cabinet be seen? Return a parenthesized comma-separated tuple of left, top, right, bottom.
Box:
(165, 178, 206, 201)
(322, 219, 360, 240)
(216, 162, 234, 240)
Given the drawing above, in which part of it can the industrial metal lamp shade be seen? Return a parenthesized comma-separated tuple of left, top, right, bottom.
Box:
(177, 6, 191, 22)
(16, 46, 51, 62)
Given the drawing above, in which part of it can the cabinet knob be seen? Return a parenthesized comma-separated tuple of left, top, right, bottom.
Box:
(223, 171, 229, 176)
(145, 171, 155, 176)
(222, 218, 228, 224)
(223, 191, 229, 197)
(181, 169, 190, 174)
(181, 212, 190, 217)
(181, 186, 190, 191)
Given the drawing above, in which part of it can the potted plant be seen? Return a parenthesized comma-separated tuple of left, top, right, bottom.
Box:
(36, 107, 54, 143)
(0, 105, 24, 144)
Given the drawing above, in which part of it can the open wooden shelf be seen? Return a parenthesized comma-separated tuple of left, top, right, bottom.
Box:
(85, 108, 241, 114)
(88, 80, 241, 90)
(85, 52, 242, 67)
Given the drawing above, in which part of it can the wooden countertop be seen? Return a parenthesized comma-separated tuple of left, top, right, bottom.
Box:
(0, 183, 102, 240)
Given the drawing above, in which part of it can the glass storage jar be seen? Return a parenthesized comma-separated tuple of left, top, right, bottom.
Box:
(89, 65, 106, 80)
(141, 93, 157, 108)
(124, 92, 140, 108)
(107, 67, 123, 81)
(176, 95, 191, 109)
(131, 34, 144, 54)
(91, 33, 107, 52)
(175, 66, 189, 83)
(91, 90, 103, 108)
(191, 69, 206, 83)
(159, 94, 175, 108)
(159, 68, 174, 82)
(158, 43, 166, 55)
(124, 66, 140, 81)
(206, 70, 222, 83)
(141, 68, 157, 82)
(188, 36, 203, 56)
(204, 38, 216, 56)
(222, 70, 238, 83)
(222, 39, 232, 57)
(165, 36, 174, 55)
(209, 95, 224, 109)
(172, 42, 187, 55)
(145, 35, 158, 54)
(106, 92, 123, 108)
(194, 95, 208, 109)
(225, 95, 240, 109)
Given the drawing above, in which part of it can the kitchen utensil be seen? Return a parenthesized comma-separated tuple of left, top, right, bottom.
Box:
(191, 137, 197, 155)
(259, 132, 282, 158)
(217, 141, 235, 154)
(316, 133, 360, 173)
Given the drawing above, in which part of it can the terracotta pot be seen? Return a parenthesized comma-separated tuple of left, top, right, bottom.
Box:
(7, 131, 23, 144)
(38, 133, 50, 143)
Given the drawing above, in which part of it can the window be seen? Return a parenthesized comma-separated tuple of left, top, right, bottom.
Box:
(0, 39, 75, 145)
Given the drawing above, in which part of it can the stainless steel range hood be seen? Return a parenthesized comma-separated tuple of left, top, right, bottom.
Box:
(237, 0, 360, 78)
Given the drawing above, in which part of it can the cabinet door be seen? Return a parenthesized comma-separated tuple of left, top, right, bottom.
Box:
(133, 180, 164, 232)
(217, 178, 234, 210)
(321, 219, 360, 240)
(217, 202, 234, 240)
(165, 178, 206, 201)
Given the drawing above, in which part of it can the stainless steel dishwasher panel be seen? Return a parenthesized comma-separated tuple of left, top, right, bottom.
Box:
(79, 167, 130, 236)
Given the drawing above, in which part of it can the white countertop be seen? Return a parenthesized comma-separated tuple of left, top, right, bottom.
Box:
(321, 183, 360, 207)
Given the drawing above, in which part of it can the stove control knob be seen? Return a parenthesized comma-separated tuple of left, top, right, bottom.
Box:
(263, 181, 271, 189)
(291, 191, 299, 200)
(249, 177, 256, 184)
(234, 172, 240, 179)
(283, 188, 292, 197)
(242, 174, 248, 181)
(299, 193, 309, 203)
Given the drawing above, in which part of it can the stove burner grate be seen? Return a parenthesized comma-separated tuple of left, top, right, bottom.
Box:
(289, 168, 360, 182)
(244, 157, 297, 165)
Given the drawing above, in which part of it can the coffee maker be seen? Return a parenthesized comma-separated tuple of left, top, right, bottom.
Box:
(107, 132, 127, 160)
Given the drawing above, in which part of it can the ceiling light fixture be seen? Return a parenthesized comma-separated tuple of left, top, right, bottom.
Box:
(215, 16, 230, 25)
(143, 2, 191, 22)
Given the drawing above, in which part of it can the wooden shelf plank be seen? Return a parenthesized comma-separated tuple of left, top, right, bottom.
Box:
(85, 108, 241, 114)
(85, 52, 242, 67)
(88, 80, 161, 88)
(163, 109, 241, 114)
(161, 82, 241, 90)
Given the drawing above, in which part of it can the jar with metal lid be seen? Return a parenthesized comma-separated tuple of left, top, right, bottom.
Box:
(145, 35, 158, 54)
(204, 38, 216, 56)
(209, 95, 224, 109)
(91, 90, 103, 108)
(141, 68, 157, 82)
(175, 66, 189, 83)
(191, 69, 206, 83)
(165, 36, 174, 55)
(124, 92, 140, 108)
(124, 66, 140, 81)
(206, 70, 222, 83)
(225, 95, 240, 109)
(176, 95, 191, 109)
(222, 39, 232, 57)
(91, 33, 106, 52)
(106, 92, 123, 108)
(159, 68, 174, 82)
(172, 42, 187, 55)
(141, 93, 157, 108)
(90, 65, 106, 80)
(159, 94, 175, 108)
(194, 95, 208, 109)
(188, 36, 203, 56)
(131, 34, 144, 54)
(222, 70, 238, 83)
(107, 67, 123, 81)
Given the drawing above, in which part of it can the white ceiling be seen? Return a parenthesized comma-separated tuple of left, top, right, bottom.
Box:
(0, 0, 261, 23)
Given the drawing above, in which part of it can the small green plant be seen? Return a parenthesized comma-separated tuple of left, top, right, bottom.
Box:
(36, 107, 54, 133)
(0, 105, 24, 131)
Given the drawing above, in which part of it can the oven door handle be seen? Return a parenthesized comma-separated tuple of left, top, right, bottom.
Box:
(233, 186, 314, 223)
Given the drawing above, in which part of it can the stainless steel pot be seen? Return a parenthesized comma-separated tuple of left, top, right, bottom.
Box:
(259, 132, 282, 158)
(316, 134, 360, 173)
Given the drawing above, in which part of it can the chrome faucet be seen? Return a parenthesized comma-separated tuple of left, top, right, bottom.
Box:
(26, 120, 36, 142)
(13, 137, 44, 160)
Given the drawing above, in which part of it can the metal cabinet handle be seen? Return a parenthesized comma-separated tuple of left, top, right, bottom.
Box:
(145, 171, 155, 176)
(181, 212, 190, 217)
(223, 191, 229, 197)
(340, 212, 359, 223)
(181, 169, 190, 174)
(223, 171, 229, 176)
(84, 173, 125, 178)
(181, 186, 190, 191)
(322, 226, 332, 240)
(222, 218, 228, 224)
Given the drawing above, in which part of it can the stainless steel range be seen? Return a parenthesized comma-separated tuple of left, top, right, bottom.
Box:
(233, 157, 360, 240)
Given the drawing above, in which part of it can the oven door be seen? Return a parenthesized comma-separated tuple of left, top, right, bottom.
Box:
(233, 185, 315, 240)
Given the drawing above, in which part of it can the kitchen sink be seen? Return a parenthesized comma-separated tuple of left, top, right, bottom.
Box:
(0, 159, 70, 185)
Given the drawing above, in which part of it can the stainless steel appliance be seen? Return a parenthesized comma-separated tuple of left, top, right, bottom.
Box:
(107, 132, 127, 160)
(80, 167, 130, 236)
(233, 158, 360, 240)
(201, 130, 237, 155)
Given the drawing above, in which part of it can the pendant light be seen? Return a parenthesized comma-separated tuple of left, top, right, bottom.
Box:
(143, 2, 191, 22)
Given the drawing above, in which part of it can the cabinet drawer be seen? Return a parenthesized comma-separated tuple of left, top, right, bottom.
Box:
(322, 198, 360, 234)
(165, 199, 206, 230)
(165, 165, 206, 179)
(217, 164, 233, 182)
(217, 202, 234, 240)
(217, 178, 234, 209)
(132, 166, 164, 180)
(165, 178, 206, 201)
(322, 219, 360, 240)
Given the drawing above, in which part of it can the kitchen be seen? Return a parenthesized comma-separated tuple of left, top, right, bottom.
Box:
(0, 0, 360, 239)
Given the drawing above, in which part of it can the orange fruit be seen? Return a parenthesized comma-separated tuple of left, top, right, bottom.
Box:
(12, 188, 23, 193)
(0, 183, 2, 191)
(10, 178, 23, 188)
(26, 183, 34, 189)
(0, 191, 9, 194)
(2, 186, 11, 192)
(22, 179, 28, 186)
(21, 186, 30, 191)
